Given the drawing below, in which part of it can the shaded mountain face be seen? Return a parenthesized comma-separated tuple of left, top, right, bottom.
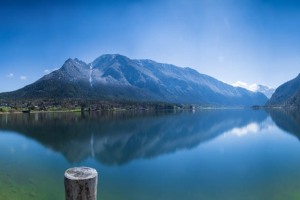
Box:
(266, 74, 300, 107)
(0, 110, 268, 165)
(0, 54, 268, 106)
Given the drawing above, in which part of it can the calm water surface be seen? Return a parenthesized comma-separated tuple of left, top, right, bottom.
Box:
(1, 109, 300, 200)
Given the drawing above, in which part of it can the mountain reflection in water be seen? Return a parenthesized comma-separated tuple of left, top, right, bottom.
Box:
(268, 109, 300, 140)
(0, 110, 268, 165)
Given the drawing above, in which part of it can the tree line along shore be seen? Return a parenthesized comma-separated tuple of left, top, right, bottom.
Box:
(0, 99, 199, 113)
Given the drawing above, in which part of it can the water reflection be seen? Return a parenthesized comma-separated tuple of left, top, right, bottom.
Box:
(268, 109, 300, 139)
(0, 110, 268, 165)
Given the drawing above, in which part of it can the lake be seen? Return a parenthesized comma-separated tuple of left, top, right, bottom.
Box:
(1, 109, 300, 200)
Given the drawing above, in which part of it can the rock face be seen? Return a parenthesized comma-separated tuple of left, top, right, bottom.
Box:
(266, 74, 300, 107)
(0, 54, 268, 106)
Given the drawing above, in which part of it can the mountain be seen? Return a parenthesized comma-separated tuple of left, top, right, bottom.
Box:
(266, 74, 300, 107)
(256, 85, 275, 99)
(0, 54, 268, 106)
(232, 81, 275, 98)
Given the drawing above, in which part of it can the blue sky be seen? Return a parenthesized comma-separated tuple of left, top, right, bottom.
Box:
(1, 0, 300, 92)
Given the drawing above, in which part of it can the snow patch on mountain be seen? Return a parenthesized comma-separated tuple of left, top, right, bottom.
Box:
(232, 81, 259, 92)
(232, 81, 275, 98)
(89, 64, 93, 87)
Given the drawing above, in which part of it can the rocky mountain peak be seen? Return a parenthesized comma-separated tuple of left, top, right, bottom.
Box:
(0, 54, 268, 106)
(92, 54, 131, 68)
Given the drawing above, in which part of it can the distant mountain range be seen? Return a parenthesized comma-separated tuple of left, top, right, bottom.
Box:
(232, 81, 275, 98)
(256, 85, 276, 99)
(266, 74, 300, 108)
(0, 54, 268, 106)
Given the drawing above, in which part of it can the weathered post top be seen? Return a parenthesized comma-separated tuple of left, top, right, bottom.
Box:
(65, 167, 97, 180)
(64, 167, 98, 200)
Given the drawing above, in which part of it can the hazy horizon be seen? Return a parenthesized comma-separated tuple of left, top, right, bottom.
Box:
(1, 0, 300, 92)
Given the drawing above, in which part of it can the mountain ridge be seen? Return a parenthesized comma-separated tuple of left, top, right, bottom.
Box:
(0, 54, 268, 106)
(266, 73, 300, 107)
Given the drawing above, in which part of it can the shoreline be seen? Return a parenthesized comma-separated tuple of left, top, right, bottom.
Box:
(0, 106, 258, 115)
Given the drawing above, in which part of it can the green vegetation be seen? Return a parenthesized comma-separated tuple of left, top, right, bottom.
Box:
(0, 98, 201, 114)
(0, 106, 10, 112)
(0, 106, 21, 113)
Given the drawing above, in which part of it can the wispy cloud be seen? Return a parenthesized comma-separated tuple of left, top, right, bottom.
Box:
(6, 73, 14, 78)
(44, 68, 59, 74)
(20, 76, 27, 81)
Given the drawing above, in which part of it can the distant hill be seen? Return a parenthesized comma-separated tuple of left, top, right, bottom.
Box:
(266, 74, 300, 108)
(0, 54, 268, 106)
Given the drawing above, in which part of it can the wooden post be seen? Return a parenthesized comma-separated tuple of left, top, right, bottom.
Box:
(64, 167, 98, 200)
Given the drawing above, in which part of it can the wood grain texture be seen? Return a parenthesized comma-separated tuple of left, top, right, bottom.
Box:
(64, 167, 98, 200)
